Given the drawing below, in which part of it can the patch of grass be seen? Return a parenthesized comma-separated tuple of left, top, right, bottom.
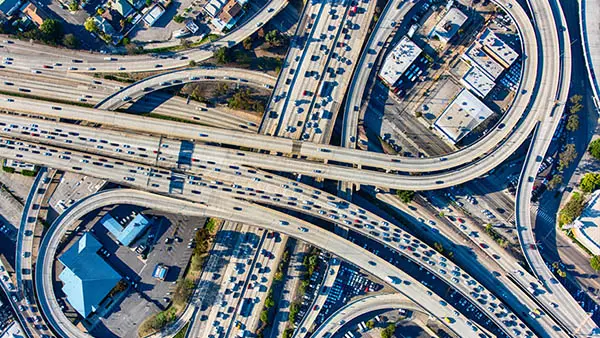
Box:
(173, 323, 189, 338)
(142, 112, 208, 126)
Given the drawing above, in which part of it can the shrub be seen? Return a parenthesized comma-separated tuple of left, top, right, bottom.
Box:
(396, 190, 414, 203)
(589, 139, 600, 160)
(559, 192, 585, 226)
(580, 173, 600, 193)
(2, 166, 15, 173)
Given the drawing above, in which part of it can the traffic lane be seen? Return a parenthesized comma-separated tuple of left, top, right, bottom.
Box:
(37, 189, 481, 337)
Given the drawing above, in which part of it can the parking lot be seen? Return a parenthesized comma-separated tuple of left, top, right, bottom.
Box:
(50, 204, 202, 337)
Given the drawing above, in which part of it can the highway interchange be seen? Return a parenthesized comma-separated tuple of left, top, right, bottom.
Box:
(0, 0, 599, 336)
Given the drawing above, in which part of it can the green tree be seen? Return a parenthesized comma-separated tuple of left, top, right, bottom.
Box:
(260, 309, 269, 323)
(264, 30, 282, 47)
(189, 59, 197, 67)
(68, 0, 79, 11)
(396, 190, 414, 203)
(145, 0, 152, 5)
(243, 36, 253, 50)
(559, 192, 585, 226)
(566, 114, 580, 132)
(62, 33, 78, 48)
(547, 174, 563, 190)
(84, 17, 99, 33)
(558, 144, 578, 171)
(173, 14, 185, 23)
(588, 139, 600, 160)
(569, 94, 583, 114)
(2, 166, 15, 173)
(591, 256, 600, 271)
(214, 47, 233, 63)
(580, 173, 600, 193)
(365, 320, 375, 329)
(381, 323, 396, 338)
(40, 19, 63, 43)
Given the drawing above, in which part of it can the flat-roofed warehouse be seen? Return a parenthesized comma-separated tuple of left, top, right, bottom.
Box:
(429, 7, 467, 45)
(479, 28, 519, 68)
(434, 89, 494, 144)
(461, 66, 496, 98)
(378, 36, 422, 87)
(462, 42, 505, 80)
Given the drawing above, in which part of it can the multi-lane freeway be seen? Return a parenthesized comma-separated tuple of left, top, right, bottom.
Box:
(36, 189, 489, 338)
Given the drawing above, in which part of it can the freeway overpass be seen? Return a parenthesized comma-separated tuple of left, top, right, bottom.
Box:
(36, 189, 486, 338)
(0, 135, 531, 336)
(95, 67, 276, 110)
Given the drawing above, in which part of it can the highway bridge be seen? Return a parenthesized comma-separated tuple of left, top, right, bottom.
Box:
(36, 189, 488, 338)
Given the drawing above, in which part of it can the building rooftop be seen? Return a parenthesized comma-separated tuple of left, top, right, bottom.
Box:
(142, 3, 164, 26)
(218, 0, 241, 23)
(111, 0, 133, 17)
(434, 89, 494, 144)
(429, 7, 467, 44)
(463, 42, 505, 80)
(573, 190, 600, 256)
(101, 212, 150, 247)
(21, 2, 47, 27)
(0, 321, 24, 338)
(58, 233, 121, 318)
(203, 0, 226, 18)
(0, 0, 19, 16)
(479, 28, 519, 68)
(461, 66, 496, 98)
(379, 36, 422, 87)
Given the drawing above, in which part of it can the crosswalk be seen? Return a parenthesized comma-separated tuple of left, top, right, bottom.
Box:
(530, 204, 557, 227)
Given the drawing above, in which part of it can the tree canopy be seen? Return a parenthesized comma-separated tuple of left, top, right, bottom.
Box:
(396, 190, 414, 203)
(589, 139, 600, 160)
(591, 256, 600, 271)
(580, 173, 600, 193)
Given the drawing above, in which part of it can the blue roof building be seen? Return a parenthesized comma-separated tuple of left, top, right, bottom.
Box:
(101, 212, 151, 247)
(58, 233, 121, 318)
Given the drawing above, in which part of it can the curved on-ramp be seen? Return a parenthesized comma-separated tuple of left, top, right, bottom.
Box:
(311, 293, 427, 338)
(515, 0, 599, 335)
(36, 189, 485, 338)
(95, 67, 276, 110)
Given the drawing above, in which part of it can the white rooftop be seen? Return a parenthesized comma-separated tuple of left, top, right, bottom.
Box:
(461, 66, 496, 98)
(0, 321, 24, 338)
(463, 42, 505, 79)
(479, 28, 519, 68)
(434, 89, 494, 144)
(574, 190, 600, 256)
(379, 36, 422, 87)
(204, 0, 226, 18)
(429, 7, 467, 44)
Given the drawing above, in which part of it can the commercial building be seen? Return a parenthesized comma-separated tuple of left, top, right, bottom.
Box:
(433, 89, 494, 144)
(462, 42, 505, 80)
(478, 28, 518, 68)
(379, 36, 422, 87)
(58, 233, 121, 318)
(101, 211, 150, 247)
(429, 7, 467, 45)
(572, 190, 600, 256)
(460, 66, 496, 98)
